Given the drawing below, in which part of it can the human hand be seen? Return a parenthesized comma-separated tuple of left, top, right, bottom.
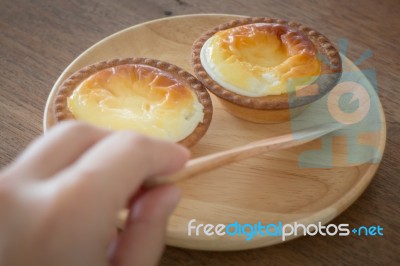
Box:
(0, 121, 189, 266)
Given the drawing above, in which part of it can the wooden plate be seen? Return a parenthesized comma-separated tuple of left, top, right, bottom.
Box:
(44, 14, 386, 251)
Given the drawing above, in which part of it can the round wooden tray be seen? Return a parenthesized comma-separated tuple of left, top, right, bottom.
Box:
(44, 14, 386, 251)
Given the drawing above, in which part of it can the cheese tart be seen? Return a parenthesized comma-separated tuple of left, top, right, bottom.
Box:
(54, 58, 212, 147)
(192, 17, 342, 123)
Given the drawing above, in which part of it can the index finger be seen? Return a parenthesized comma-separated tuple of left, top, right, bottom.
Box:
(55, 131, 189, 222)
(3, 121, 111, 179)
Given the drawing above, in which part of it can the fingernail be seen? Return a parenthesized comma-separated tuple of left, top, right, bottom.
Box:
(177, 144, 191, 160)
(163, 185, 182, 216)
(130, 185, 181, 220)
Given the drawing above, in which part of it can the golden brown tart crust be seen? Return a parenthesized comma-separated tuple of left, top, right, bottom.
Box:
(54, 58, 213, 147)
(192, 17, 342, 110)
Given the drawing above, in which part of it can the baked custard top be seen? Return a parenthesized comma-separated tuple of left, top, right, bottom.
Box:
(192, 18, 342, 110)
(200, 23, 321, 96)
(65, 64, 205, 142)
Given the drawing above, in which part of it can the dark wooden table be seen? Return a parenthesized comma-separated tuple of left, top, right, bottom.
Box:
(1, 0, 399, 265)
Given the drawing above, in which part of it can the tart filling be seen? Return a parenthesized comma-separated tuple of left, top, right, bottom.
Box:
(67, 64, 204, 142)
(200, 23, 321, 97)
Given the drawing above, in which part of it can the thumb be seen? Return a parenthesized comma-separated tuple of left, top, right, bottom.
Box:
(110, 185, 181, 266)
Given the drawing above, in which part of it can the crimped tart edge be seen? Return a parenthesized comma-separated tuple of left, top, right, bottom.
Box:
(191, 17, 342, 110)
(54, 57, 213, 147)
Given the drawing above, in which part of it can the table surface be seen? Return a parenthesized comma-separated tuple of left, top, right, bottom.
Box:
(1, 0, 399, 265)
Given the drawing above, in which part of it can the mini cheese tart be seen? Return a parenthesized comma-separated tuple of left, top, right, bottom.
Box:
(192, 18, 342, 123)
(54, 58, 212, 147)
